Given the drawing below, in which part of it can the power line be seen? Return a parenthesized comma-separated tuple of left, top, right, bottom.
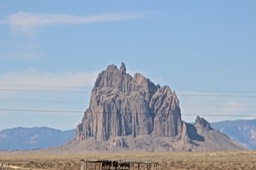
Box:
(177, 93, 256, 98)
(181, 104, 256, 108)
(0, 108, 82, 113)
(2, 83, 255, 94)
(1, 83, 256, 95)
(0, 88, 91, 93)
(1, 99, 256, 109)
(0, 108, 255, 117)
(0, 88, 256, 98)
(1, 88, 256, 98)
(0, 83, 93, 88)
(0, 99, 88, 104)
(182, 114, 256, 117)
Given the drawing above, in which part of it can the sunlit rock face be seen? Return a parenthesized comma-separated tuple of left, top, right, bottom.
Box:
(74, 63, 245, 152)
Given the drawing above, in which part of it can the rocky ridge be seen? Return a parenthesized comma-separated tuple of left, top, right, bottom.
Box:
(73, 63, 244, 151)
(212, 119, 256, 150)
(0, 127, 74, 150)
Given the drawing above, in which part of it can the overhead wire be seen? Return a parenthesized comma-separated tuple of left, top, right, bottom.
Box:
(1, 88, 256, 99)
(0, 83, 92, 88)
(1, 84, 256, 117)
(1, 83, 256, 97)
(0, 108, 82, 113)
(0, 109, 255, 118)
(1, 99, 256, 110)
(0, 88, 91, 93)
(0, 99, 88, 104)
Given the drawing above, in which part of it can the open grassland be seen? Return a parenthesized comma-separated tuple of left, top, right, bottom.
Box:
(0, 151, 256, 170)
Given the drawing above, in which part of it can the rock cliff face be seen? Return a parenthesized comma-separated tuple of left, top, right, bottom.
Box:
(74, 63, 245, 151)
(76, 63, 182, 141)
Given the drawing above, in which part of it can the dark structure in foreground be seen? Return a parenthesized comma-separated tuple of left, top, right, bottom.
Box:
(80, 159, 159, 170)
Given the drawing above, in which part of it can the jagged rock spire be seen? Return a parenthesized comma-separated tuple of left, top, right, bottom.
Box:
(120, 62, 126, 74)
(195, 116, 212, 130)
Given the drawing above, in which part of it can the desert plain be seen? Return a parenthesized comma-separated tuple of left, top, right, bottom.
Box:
(0, 150, 256, 170)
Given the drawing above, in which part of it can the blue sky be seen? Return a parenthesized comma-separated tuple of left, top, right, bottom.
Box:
(0, 1, 256, 130)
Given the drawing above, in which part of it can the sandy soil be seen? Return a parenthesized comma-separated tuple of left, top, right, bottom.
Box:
(0, 151, 255, 170)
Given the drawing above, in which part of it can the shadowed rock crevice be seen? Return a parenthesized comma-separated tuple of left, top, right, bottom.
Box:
(185, 123, 204, 141)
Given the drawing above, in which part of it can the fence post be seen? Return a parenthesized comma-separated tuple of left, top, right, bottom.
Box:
(80, 160, 84, 170)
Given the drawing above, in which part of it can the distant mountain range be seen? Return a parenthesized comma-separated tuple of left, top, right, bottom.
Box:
(0, 127, 75, 150)
(0, 119, 256, 151)
(212, 119, 256, 150)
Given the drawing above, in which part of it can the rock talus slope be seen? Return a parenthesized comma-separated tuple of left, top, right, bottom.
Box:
(72, 63, 244, 151)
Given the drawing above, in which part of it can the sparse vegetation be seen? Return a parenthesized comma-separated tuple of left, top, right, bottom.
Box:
(0, 151, 256, 170)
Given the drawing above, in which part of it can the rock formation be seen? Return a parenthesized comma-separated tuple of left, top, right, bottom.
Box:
(73, 63, 244, 151)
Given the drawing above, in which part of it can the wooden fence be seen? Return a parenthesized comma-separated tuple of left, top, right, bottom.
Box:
(0, 161, 9, 170)
(80, 159, 159, 170)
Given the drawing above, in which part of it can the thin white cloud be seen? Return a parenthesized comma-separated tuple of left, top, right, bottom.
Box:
(1, 11, 145, 58)
(0, 69, 97, 91)
(178, 91, 256, 122)
(7, 11, 144, 35)
(0, 41, 43, 60)
(0, 70, 97, 124)
(177, 91, 256, 98)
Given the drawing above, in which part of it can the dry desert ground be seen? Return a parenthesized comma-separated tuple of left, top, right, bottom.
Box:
(0, 150, 256, 170)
